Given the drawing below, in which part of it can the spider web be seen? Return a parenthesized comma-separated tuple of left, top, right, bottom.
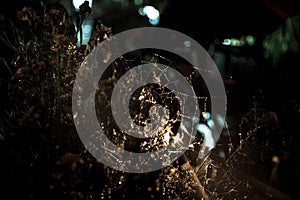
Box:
(94, 42, 285, 199)
(94, 46, 233, 199)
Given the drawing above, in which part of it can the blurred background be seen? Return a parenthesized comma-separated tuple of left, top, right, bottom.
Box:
(1, 0, 300, 199)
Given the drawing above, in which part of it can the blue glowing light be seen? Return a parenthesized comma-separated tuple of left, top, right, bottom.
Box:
(202, 112, 211, 120)
(207, 119, 215, 129)
(216, 114, 225, 127)
(149, 17, 160, 26)
(222, 39, 231, 45)
(197, 123, 215, 150)
(138, 5, 160, 26)
(76, 15, 94, 47)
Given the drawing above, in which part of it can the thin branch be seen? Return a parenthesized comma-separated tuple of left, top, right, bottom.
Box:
(0, 58, 13, 75)
(0, 34, 17, 51)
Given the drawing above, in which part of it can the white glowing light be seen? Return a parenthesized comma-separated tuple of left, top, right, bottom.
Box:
(197, 124, 215, 150)
(164, 133, 170, 145)
(73, 0, 93, 11)
(222, 39, 231, 45)
(139, 5, 160, 26)
(143, 5, 159, 20)
(76, 15, 94, 47)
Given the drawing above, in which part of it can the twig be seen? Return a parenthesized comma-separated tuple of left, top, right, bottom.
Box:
(0, 58, 13, 75)
(0, 34, 17, 51)
(181, 155, 210, 200)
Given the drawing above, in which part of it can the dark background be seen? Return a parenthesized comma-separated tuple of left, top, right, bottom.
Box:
(1, 0, 300, 199)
